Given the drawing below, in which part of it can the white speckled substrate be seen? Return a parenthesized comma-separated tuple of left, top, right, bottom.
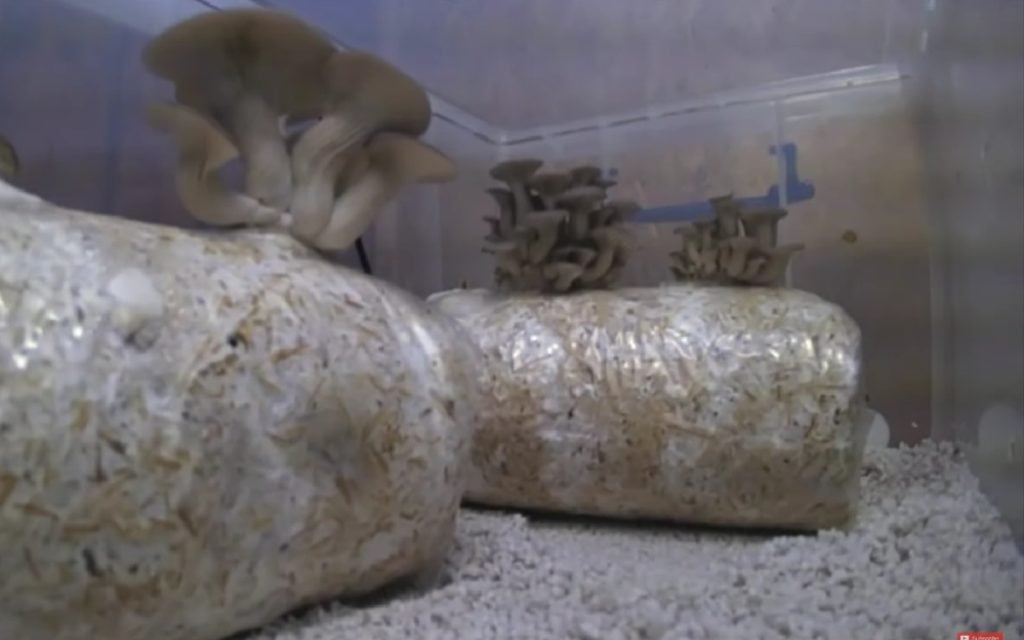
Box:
(238, 441, 1024, 640)
(428, 287, 866, 531)
(0, 182, 478, 640)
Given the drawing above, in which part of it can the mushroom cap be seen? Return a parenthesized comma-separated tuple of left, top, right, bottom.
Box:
(322, 50, 432, 137)
(528, 172, 572, 197)
(366, 132, 456, 184)
(489, 159, 543, 183)
(142, 9, 338, 118)
(556, 185, 606, 209)
(145, 101, 237, 170)
(569, 165, 603, 185)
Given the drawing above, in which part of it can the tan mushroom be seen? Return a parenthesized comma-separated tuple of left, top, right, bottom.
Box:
(551, 246, 598, 267)
(594, 245, 628, 288)
(674, 225, 704, 268)
(709, 194, 742, 238)
(145, 101, 281, 227)
(689, 220, 720, 278)
(579, 227, 623, 284)
(741, 207, 789, 246)
(483, 237, 519, 255)
(495, 250, 524, 278)
(522, 210, 568, 264)
(482, 215, 503, 238)
(557, 185, 605, 241)
(0, 134, 19, 182)
(311, 132, 455, 251)
(489, 159, 543, 221)
(543, 262, 585, 292)
(142, 9, 338, 209)
(289, 50, 433, 235)
(528, 172, 572, 209)
(747, 244, 804, 285)
(288, 134, 367, 243)
(486, 187, 516, 236)
(718, 237, 763, 281)
(692, 220, 717, 248)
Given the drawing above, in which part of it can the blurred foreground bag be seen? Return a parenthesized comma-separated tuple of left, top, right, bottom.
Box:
(0, 182, 476, 640)
(428, 285, 867, 531)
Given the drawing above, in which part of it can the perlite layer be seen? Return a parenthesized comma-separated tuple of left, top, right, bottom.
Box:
(0, 181, 477, 640)
(428, 285, 866, 531)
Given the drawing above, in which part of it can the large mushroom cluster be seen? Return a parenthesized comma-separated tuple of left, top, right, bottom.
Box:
(483, 159, 639, 294)
(670, 194, 803, 286)
(141, 9, 455, 251)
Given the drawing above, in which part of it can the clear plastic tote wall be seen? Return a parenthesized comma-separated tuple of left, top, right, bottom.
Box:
(0, 1, 1021, 639)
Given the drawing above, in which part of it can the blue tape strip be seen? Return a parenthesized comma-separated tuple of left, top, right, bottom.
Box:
(629, 143, 815, 224)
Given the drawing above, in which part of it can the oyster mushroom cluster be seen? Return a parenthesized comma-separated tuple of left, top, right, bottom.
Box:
(141, 8, 455, 251)
(670, 194, 803, 286)
(483, 159, 639, 293)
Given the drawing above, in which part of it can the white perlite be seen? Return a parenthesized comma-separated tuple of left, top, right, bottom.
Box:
(428, 286, 866, 531)
(0, 181, 477, 640)
(240, 442, 1024, 640)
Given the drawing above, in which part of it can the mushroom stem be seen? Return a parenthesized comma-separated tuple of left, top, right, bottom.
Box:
(750, 244, 804, 285)
(291, 112, 374, 188)
(579, 229, 619, 284)
(568, 211, 590, 241)
(146, 102, 280, 227)
(711, 195, 742, 238)
(288, 116, 370, 244)
(522, 210, 567, 264)
(223, 93, 293, 209)
(741, 208, 788, 246)
(486, 188, 516, 237)
(507, 180, 533, 222)
(489, 159, 543, 225)
(288, 50, 432, 224)
(311, 133, 455, 251)
(543, 263, 585, 292)
(311, 162, 395, 251)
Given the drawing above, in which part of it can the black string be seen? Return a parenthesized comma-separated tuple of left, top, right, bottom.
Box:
(355, 237, 373, 275)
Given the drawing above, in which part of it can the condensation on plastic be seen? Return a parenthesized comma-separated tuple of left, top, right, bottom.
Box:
(429, 284, 868, 531)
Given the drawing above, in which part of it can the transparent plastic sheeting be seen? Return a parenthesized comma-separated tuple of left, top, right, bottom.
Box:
(429, 285, 867, 531)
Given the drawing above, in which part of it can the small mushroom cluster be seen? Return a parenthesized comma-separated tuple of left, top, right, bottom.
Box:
(141, 9, 455, 251)
(483, 159, 639, 294)
(670, 194, 803, 286)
